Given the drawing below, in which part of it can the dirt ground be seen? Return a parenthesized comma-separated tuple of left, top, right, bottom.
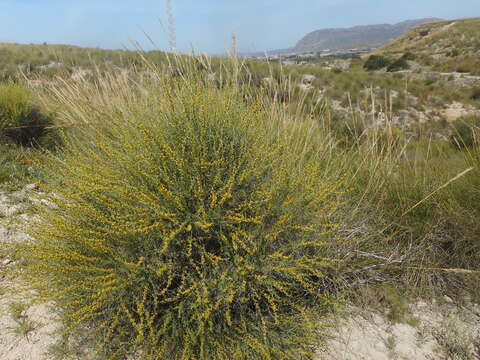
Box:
(320, 300, 479, 359)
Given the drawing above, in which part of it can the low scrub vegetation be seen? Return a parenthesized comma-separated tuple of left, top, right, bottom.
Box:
(0, 83, 53, 146)
(379, 18, 480, 75)
(0, 42, 170, 80)
(1, 52, 480, 359)
(470, 87, 480, 101)
(387, 56, 410, 72)
(363, 53, 412, 72)
(450, 115, 480, 148)
(0, 144, 33, 187)
(363, 55, 390, 71)
(8, 60, 347, 360)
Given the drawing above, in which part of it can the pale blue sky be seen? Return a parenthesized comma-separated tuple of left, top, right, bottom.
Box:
(0, 0, 479, 53)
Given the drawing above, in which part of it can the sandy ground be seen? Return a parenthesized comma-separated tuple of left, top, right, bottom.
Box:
(319, 300, 480, 360)
(1, 186, 479, 360)
(0, 296, 58, 360)
(442, 101, 480, 122)
(0, 186, 60, 360)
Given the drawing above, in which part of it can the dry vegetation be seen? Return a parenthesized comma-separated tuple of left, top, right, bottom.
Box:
(0, 30, 479, 360)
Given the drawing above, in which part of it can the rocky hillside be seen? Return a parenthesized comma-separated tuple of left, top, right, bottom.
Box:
(377, 17, 480, 74)
(294, 18, 440, 53)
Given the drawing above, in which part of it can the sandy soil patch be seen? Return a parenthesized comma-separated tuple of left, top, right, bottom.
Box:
(319, 300, 480, 359)
(442, 102, 479, 122)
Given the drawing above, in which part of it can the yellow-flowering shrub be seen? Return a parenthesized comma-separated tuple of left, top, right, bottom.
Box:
(12, 70, 340, 359)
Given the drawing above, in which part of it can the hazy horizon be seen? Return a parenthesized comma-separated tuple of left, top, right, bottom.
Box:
(0, 0, 479, 54)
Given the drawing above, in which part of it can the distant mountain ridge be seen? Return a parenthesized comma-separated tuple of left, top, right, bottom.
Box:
(293, 18, 442, 53)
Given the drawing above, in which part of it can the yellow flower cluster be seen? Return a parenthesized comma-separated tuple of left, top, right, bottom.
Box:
(12, 59, 342, 360)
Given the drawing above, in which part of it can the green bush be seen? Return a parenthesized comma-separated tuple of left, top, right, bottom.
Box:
(12, 73, 341, 359)
(387, 57, 410, 72)
(331, 112, 366, 146)
(447, 49, 460, 57)
(402, 52, 416, 61)
(0, 83, 53, 146)
(470, 87, 480, 101)
(450, 115, 480, 148)
(363, 55, 390, 71)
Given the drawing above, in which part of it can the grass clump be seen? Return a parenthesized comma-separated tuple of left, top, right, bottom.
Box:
(0, 83, 53, 147)
(11, 66, 341, 359)
(387, 57, 410, 72)
(450, 115, 480, 148)
(0, 143, 40, 189)
(8, 302, 38, 339)
(363, 55, 390, 71)
(470, 87, 480, 101)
